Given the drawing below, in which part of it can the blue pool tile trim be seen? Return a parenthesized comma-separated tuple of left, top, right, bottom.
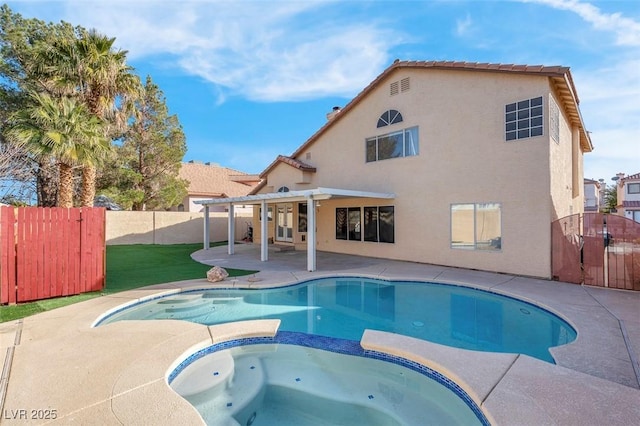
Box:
(168, 331, 491, 426)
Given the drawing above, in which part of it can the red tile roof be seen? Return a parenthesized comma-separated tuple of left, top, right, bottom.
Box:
(249, 156, 316, 194)
(275, 155, 317, 172)
(257, 155, 316, 179)
(622, 172, 640, 182)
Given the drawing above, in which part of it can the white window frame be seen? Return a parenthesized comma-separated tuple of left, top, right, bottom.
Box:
(628, 183, 640, 194)
(366, 126, 419, 163)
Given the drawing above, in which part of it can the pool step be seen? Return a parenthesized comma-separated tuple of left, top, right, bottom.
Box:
(192, 355, 266, 426)
(171, 350, 235, 404)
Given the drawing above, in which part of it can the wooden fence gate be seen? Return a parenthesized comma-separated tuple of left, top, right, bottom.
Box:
(0, 207, 106, 304)
(552, 213, 640, 291)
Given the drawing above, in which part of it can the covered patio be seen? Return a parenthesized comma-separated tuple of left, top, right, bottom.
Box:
(195, 187, 395, 272)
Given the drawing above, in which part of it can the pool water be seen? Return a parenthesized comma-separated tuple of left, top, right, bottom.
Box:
(169, 338, 487, 426)
(99, 277, 576, 362)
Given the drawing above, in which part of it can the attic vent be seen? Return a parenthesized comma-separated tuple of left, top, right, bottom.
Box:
(305, 152, 311, 160)
(400, 77, 410, 92)
(390, 81, 399, 96)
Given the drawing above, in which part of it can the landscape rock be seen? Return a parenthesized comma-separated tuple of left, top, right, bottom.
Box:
(206, 266, 229, 282)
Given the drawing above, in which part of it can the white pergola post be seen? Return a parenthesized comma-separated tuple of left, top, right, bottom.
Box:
(228, 203, 235, 255)
(307, 197, 316, 271)
(203, 205, 210, 250)
(261, 200, 268, 261)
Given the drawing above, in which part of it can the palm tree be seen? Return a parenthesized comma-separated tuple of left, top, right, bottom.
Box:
(37, 29, 141, 206)
(6, 92, 110, 207)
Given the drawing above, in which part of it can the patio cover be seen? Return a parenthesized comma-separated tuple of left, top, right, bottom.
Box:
(194, 187, 395, 271)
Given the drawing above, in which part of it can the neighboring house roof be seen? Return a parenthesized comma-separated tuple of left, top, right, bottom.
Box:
(623, 201, 640, 208)
(264, 60, 592, 177)
(622, 172, 640, 182)
(584, 178, 599, 184)
(179, 161, 260, 198)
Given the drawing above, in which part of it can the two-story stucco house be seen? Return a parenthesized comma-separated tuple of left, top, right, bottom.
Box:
(584, 178, 604, 212)
(616, 172, 640, 222)
(198, 60, 592, 279)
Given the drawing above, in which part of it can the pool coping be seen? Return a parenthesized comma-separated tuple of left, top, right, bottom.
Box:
(1, 248, 639, 424)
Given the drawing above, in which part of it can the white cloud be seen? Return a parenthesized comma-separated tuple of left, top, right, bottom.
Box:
(522, 1, 640, 179)
(50, 1, 402, 102)
(526, 0, 640, 46)
(455, 13, 473, 37)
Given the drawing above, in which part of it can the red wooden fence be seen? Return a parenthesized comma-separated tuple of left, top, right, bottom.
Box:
(0, 207, 106, 304)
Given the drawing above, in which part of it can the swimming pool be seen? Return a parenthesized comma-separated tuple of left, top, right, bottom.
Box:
(97, 277, 576, 362)
(169, 333, 489, 426)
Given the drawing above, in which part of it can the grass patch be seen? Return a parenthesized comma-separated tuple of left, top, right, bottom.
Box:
(0, 243, 257, 323)
(0, 292, 102, 323)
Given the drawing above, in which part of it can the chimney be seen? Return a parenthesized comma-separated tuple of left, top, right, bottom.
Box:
(326, 106, 341, 121)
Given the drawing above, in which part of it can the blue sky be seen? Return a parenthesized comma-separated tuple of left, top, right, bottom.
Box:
(8, 0, 640, 184)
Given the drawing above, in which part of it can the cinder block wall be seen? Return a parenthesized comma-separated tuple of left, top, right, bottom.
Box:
(106, 211, 254, 245)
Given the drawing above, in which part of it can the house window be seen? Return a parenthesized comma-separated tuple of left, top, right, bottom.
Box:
(629, 183, 640, 194)
(259, 207, 273, 221)
(336, 207, 361, 241)
(366, 126, 418, 162)
(451, 203, 501, 251)
(376, 109, 403, 128)
(298, 203, 307, 232)
(364, 206, 395, 243)
(505, 96, 543, 141)
(549, 97, 560, 143)
(277, 186, 289, 192)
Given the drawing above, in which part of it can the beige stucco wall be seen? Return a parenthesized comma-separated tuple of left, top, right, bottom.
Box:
(254, 69, 586, 278)
(106, 211, 253, 245)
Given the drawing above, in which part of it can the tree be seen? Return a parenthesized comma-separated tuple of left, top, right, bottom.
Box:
(98, 76, 187, 210)
(0, 5, 80, 205)
(35, 28, 140, 206)
(603, 185, 618, 213)
(6, 92, 109, 207)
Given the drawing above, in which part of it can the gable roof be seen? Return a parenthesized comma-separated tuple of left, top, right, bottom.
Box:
(277, 60, 592, 171)
(179, 162, 260, 198)
(258, 155, 316, 178)
(250, 155, 316, 195)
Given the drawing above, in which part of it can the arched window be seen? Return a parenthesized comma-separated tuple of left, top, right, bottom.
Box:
(277, 186, 290, 193)
(376, 109, 403, 128)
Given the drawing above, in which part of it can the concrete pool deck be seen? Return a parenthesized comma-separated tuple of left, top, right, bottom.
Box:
(0, 244, 638, 425)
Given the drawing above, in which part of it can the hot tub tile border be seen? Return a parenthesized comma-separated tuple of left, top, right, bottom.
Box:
(168, 331, 491, 426)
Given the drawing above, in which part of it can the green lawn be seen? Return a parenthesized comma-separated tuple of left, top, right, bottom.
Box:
(0, 243, 257, 323)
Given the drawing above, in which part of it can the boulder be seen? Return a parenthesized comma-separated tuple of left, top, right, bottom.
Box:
(206, 266, 229, 283)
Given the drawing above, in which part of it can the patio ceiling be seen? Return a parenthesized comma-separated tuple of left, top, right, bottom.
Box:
(194, 187, 396, 206)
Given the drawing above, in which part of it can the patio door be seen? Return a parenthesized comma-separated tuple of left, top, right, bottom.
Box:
(276, 203, 293, 242)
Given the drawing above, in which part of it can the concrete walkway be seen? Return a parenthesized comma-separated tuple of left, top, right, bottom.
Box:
(1, 244, 639, 425)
